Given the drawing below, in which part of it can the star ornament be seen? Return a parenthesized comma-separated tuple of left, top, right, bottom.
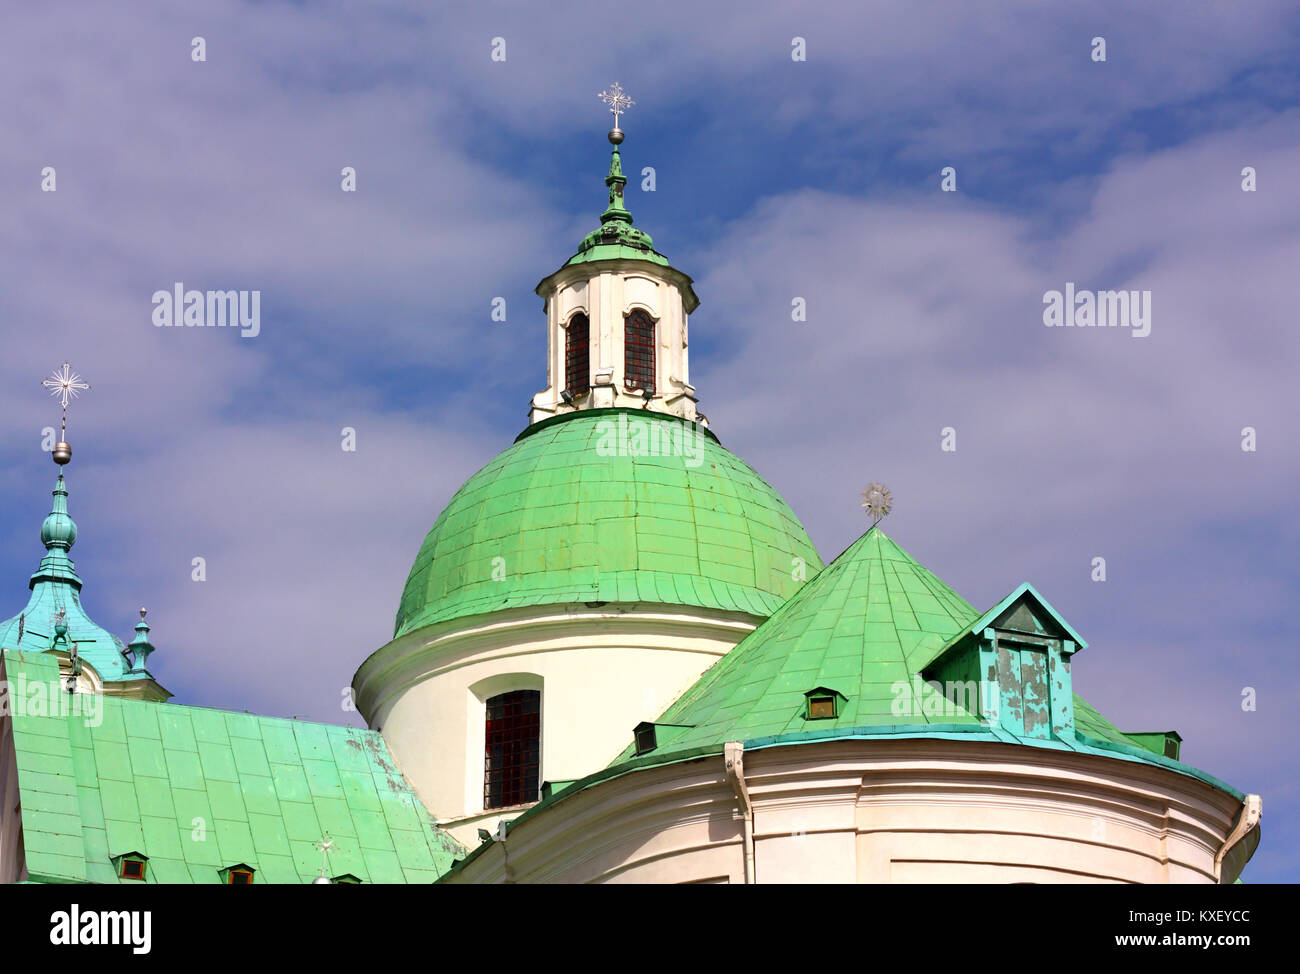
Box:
(861, 483, 893, 524)
(42, 363, 89, 410)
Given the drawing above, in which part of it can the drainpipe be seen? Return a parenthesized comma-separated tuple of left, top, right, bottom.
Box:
(724, 741, 755, 884)
(494, 819, 515, 884)
(1214, 794, 1261, 884)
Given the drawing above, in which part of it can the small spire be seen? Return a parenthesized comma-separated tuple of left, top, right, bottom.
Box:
(30, 471, 83, 593)
(569, 84, 658, 262)
(597, 82, 635, 226)
(126, 607, 156, 673)
(41, 473, 78, 552)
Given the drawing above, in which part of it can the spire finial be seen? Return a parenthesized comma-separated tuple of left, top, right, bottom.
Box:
(861, 483, 893, 527)
(596, 85, 635, 226)
(42, 362, 89, 466)
(126, 606, 155, 672)
(598, 82, 634, 144)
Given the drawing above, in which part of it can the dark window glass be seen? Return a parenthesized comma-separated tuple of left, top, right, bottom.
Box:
(808, 696, 836, 719)
(228, 869, 253, 885)
(624, 310, 656, 395)
(565, 314, 590, 397)
(484, 689, 541, 809)
(120, 858, 145, 880)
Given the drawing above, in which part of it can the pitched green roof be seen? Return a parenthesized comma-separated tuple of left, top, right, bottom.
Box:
(625, 527, 1189, 762)
(2, 649, 463, 884)
(634, 528, 982, 747)
(394, 409, 823, 637)
(445, 528, 1253, 879)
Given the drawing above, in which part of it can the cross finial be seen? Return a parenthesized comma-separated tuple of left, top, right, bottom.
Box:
(42, 363, 89, 461)
(598, 82, 635, 132)
(43, 362, 89, 416)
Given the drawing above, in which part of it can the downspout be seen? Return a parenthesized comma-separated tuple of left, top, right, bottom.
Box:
(495, 818, 515, 884)
(724, 741, 755, 884)
(1214, 794, 1261, 884)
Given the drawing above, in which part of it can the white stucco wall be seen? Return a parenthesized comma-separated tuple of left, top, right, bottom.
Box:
(530, 259, 699, 425)
(445, 738, 1259, 884)
(352, 603, 758, 848)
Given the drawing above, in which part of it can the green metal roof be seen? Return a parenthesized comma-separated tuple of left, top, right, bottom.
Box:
(2, 649, 463, 883)
(0, 472, 146, 684)
(631, 527, 982, 747)
(620, 527, 1199, 764)
(394, 409, 823, 637)
(443, 527, 1253, 880)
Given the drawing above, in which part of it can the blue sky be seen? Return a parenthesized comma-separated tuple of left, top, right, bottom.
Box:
(1, 2, 1296, 880)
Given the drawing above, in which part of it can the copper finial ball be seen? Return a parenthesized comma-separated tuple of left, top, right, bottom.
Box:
(608, 127, 624, 145)
(52, 441, 72, 465)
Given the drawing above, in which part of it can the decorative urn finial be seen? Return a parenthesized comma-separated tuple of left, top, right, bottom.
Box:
(126, 607, 156, 672)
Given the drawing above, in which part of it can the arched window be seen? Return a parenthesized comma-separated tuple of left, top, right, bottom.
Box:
(565, 313, 590, 397)
(484, 689, 541, 809)
(624, 309, 656, 395)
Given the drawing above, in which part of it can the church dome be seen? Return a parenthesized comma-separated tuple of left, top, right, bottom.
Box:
(394, 408, 823, 638)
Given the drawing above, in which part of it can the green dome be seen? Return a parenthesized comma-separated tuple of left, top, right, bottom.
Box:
(395, 409, 824, 637)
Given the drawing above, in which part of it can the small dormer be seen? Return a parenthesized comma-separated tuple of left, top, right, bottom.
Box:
(219, 862, 255, 884)
(923, 583, 1085, 742)
(632, 721, 696, 757)
(803, 686, 848, 721)
(113, 851, 149, 881)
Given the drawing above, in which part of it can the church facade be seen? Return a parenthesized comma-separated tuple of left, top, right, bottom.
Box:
(0, 112, 1262, 884)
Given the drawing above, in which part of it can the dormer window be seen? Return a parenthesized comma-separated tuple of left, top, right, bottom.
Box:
(631, 721, 695, 756)
(115, 853, 148, 881)
(624, 309, 656, 395)
(803, 687, 847, 720)
(565, 313, 590, 398)
(219, 863, 255, 884)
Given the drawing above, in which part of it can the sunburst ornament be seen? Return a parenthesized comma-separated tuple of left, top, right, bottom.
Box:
(43, 362, 89, 411)
(861, 483, 893, 526)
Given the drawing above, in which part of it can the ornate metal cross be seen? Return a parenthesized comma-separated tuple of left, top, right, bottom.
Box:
(598, 82, 635, 128)
(42, 362, 89, 437)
